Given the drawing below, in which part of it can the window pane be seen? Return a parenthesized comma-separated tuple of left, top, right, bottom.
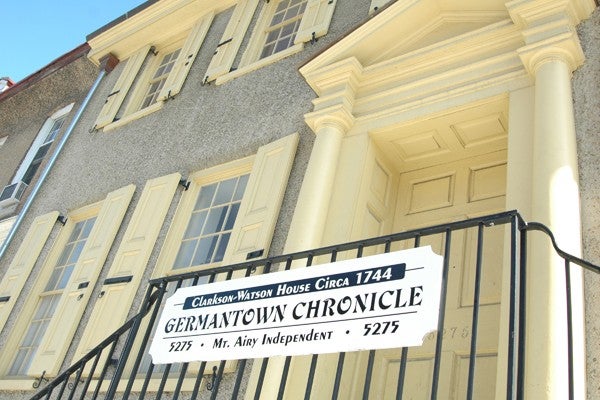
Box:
(57, 265, 74, 290)
(192, 236, 219, 265)
(173, 240, 196, 269)
(224, 203, 240, 231)
(33, 297, 52, 319)
(214, 233, 231, 263)
(204, 206, 228, 234)
(8, 350, 28, 375)
(22, 322, 41, 346)
(81, 217, 96, 239)
(183, 211, 207, 239)
(68, 241, 86, 264)
(195, 183, 217, 210)
(234, 175, 249, 201)
(214, 178, 237, 205)
(45, 269, 62, 292)
(70, 221, 85, 241)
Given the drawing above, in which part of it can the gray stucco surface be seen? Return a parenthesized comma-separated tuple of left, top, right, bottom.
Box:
(574, 6, 600, 399)
(0, 1, 369, 398)
(1, 1, 598, 398)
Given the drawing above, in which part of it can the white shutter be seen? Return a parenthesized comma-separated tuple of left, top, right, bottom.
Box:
(157, 14, 214, 101)
(0, 212, 58, 332)
(28, 185, 135, 376)
(294, 0, 337, 44)
(369, 0, 392, 14)
(203, 0, 260, 83)
(93, 46, 150, 129)
(73, 174, 180, 365)
(223, 133, 299, 264)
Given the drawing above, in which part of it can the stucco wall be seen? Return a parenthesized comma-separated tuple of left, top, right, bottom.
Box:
(0, 1, 369, 398)
(574, 6, 600, 399)
(0, 55, 98, 216)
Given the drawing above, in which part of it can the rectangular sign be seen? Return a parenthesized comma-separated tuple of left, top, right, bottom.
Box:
(150, 246, 443, 364)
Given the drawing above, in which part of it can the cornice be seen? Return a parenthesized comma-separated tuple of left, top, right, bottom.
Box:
(87, 0, 236, 64)
(507, 0, 592, 74)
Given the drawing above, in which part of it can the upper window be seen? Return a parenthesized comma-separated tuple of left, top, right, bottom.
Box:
(260, 0, 308, 59)
(139, 49, 182, 110)
(205, 0, 338, 84)
(93, 14, 214, 131)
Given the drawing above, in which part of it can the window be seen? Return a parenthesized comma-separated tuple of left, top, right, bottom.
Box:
(21, 114, 66, 185)
(173, 174, 249, 269)
(139, 49, 182, 110)
(93, 14, 214, 131)
(205, 0, 338, 84)
(0, 104, 73, 211)
(259, 0, 308, 59)
(8, 217, 96, 376)
(0, 185, 135, 380)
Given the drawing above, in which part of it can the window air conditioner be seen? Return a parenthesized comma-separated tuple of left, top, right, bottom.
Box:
(0, 181, 28, 209)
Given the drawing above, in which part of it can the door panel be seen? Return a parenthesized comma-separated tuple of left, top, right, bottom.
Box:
(370, 151, 506, 399)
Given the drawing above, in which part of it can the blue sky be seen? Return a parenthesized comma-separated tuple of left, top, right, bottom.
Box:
(1, 0, 147, 82)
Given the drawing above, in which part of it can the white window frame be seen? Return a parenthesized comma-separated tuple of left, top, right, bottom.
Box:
(156, 157, 254, 277)
(11, 103, 73, 186)
(241, 0, 308, 66)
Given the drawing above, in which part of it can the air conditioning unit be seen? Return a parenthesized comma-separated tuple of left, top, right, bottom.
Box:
(0, 181, 28, 209)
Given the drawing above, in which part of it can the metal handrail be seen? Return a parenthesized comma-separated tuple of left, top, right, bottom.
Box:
(25, 210, 600, 400)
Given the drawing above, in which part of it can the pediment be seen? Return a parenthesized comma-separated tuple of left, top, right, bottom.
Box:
(303, 0, 509, 72)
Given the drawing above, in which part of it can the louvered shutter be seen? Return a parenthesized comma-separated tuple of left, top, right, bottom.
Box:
(203, 0, 259, 83)
(28, 185, 135, 376)
(73, 174, 180, 366)
(93, 46, 150, 129)
(294, 0, 337, 44)
(157, 14, 214, 101)
(222, 133, 298, 264)
(0, 212, 58, 332)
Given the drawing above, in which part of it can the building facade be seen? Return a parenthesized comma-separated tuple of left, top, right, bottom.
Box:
(0, 0, 598, 398)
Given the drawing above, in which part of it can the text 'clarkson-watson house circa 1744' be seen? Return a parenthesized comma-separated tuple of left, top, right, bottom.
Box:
(0, 0, 600, 399)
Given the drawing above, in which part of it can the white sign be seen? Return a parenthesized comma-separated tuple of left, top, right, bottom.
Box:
(150, 246, 443, 364)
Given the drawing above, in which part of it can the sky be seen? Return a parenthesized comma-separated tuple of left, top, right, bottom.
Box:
(1, 0, 147, 83)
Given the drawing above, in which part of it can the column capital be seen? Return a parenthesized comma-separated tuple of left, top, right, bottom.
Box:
(517, 31, 585, 75)
(304, 103, 355, 135)
(507, 0, 591, 76)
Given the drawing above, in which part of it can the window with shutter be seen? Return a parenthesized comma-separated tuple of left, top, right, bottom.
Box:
(0, 185, 135, 380)
(95, 13, 214, 131)
(121, 134, 298, 387)
(229, 0, 337, 82)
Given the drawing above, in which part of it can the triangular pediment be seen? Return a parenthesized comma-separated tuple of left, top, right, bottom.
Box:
(303, 0, 509, 72)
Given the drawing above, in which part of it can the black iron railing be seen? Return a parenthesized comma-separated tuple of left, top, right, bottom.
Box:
(25, 210, 599, 399)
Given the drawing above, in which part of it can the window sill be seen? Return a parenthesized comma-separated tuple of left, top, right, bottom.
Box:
(103, 102, 164, 132)
(0, 377, 39, 391)
(215, 43, 304, 85)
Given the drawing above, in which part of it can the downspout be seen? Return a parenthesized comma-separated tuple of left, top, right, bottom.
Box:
(0, 53, 119, 260)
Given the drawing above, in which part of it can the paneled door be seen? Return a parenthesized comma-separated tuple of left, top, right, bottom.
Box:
(369, 151, 507, 399)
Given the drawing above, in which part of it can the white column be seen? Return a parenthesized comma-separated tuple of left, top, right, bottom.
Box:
(244, 111, 353, 400)
(284, 117, 350, 253)
(526, 54, 585, 399)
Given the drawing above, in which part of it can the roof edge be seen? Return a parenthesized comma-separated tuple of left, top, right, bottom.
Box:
(0, 43, 91, 102)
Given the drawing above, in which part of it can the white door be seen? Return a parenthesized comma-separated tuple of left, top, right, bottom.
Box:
(369, 151, 507, 399)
